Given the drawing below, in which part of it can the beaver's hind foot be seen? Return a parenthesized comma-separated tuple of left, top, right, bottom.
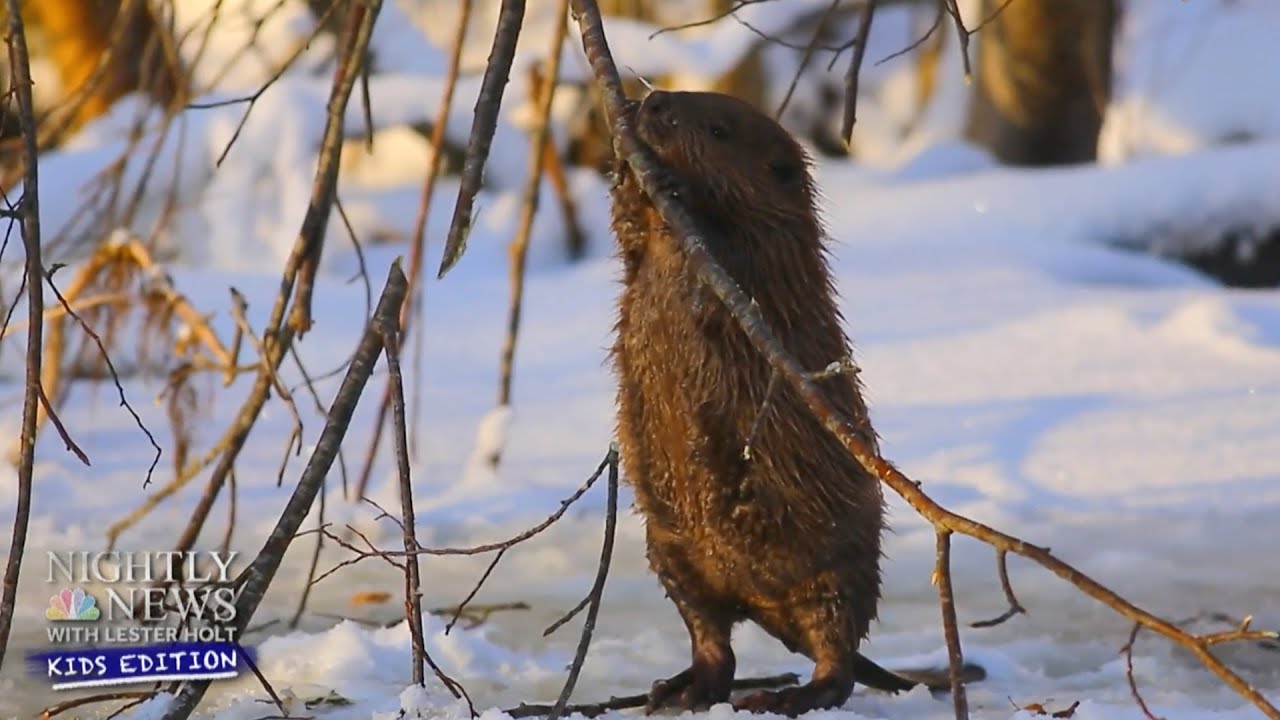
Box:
(643, 653, 735, 714)
(731, 672, 853, 718)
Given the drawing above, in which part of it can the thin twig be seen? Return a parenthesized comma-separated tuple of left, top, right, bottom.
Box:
(43, 272, 162, 486)
(742, 369, 778, 460)
(404, 0, 473, 460)
(222, 467, 238, 555)
(840, 0, 877, 148)
(435, 601, 530, 629)
(39, 690, 155, 720)
(546, 446, 619, 720)
(437, 0, 527, 278)
(160, 260, 407, 720)
(381, 319, 429, 689)
(290, 348, 352, 499)
(288, 470, 325, 630)
(153, 0, 382, 573)
(934, 530, 969, 719)
(37, 382, 90, 466)
(494, 0, 571, 455)
(1122, 623, 1163, 720)
(187, 0, 346, 167)
(0, 291, 130, 338)
(317, 602, 531, 631)
(971, 549, 1026, 628)
(649, 0, 789, 37)
(775, 0, 842, 120)
(943, 0, 972, 80)
(355, 38, 486, 492)
(103, 694, 153, 720)
(543, 595, 590, 637)
(0, 0, 43, 673)
(228, 288, 304, 487)
(446, 548, 506, 634)
(309, 453, 611, 585)
(536, 113, 587, 260)
(240, 644, 288, 716)
(289, 0, 384, 337)
(875, 1, 945, 66)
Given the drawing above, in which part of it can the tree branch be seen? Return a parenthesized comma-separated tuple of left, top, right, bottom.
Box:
(160, 259, 408, 720)
(0, 0, 44, 673)
(438, 0, 527, 278)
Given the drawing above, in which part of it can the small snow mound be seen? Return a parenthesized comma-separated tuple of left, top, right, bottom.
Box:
(462, 406, 514, 483)
(380, 682, 474, 720)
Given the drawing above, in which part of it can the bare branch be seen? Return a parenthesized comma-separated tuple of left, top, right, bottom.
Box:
(144, 0, 383, 569)
(159, 259, 408, 720)
(934, 530, 969, 719)
(381, 319, 429, 690)
(228, 288, 304, 486)
(545, 446, 619, 720)
(39, 690, 155, 720)
(37, 382, 90, 466)
(446, 548, 507, 634)
(970, 549, 1026, 628)
(438, 0, 527, 278)
(943, 0, 972, 79)
(840, 0, 877, 149)
(875, 2, 945, 66)
(405, 0, 473, 433)
(288, 470, 325, 630)
(288, 0, 383, 337)
(1122, 624, 1163, 720)
(43, 268, 163, 486)
(495, 0, 572, 449)
(0, 0, 44, 672)
(775, 0, 842, 120)
(310, 452, 611, 585)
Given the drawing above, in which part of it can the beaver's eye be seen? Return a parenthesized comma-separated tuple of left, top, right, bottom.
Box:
(769, 161, 799, 185)
(709, 123, 729, 140)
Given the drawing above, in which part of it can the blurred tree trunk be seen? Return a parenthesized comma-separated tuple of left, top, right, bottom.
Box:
(23, 0, 186, 136)
(964, 0, 1115, 166)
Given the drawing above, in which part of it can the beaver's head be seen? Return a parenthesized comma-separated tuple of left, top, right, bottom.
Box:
(633, 90, 817, 228)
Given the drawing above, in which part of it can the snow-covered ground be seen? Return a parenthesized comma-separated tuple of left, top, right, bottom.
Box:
(2, 0, 1279, 718)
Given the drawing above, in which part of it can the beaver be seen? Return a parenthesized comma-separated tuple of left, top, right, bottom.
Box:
(608, 89, 917, 716)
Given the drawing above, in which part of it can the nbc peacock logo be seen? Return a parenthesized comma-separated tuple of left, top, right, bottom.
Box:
(46, 588, 101, 622)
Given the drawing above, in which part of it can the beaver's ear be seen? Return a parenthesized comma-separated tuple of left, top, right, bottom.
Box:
(768, 160, 800, 186)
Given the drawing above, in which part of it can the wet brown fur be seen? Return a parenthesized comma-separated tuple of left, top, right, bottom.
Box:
(609, 90, 908, 715)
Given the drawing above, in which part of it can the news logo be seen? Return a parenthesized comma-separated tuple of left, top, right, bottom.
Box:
(46, 588, 100, 621)
(26, 550, 255, 691)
